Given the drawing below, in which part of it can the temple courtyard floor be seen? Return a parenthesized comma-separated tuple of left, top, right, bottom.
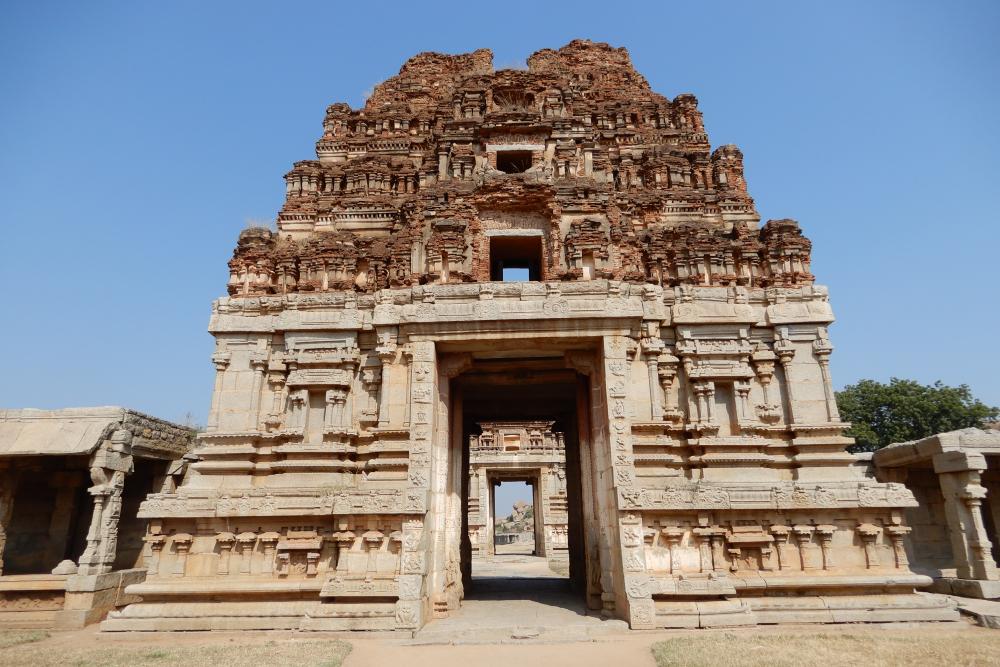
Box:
(2, 555, 999, 666)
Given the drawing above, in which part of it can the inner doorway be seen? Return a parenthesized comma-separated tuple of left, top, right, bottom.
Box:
(492, 480, 538, 556)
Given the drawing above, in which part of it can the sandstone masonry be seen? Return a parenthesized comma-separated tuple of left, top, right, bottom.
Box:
(101, 40, 958, 631)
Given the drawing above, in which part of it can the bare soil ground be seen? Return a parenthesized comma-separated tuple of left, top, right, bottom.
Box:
(1, 623, 997, 667)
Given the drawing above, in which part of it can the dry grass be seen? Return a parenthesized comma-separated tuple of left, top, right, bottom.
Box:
(651, 629, 1000, 667)
(0, 629, 49, 649)
(0, 635, 351, 667)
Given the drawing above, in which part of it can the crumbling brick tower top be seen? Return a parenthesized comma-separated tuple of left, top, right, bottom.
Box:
(228, 39, 813, 295)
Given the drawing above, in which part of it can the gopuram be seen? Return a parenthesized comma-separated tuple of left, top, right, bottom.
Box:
(104, 40, 958, 631)
(468, 421, 569, 566)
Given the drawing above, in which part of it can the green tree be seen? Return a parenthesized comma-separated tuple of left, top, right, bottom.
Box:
(836, 378, 998, 452)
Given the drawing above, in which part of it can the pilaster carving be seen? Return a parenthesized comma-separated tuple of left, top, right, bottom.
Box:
(812, 329, 840, 422)
(172, 533, 193, 576)
(816, 525, 836, 570)
(207, 351, 231, 431)
(792, 525, 814, 570)
(857, 523, 882, 568)
(886, 525, 911, 569)
(769, 524, 792, 570)
(216, 532, 236, 575)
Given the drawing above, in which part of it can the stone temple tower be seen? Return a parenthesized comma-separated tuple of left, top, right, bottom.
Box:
(104, 40, 956, 631)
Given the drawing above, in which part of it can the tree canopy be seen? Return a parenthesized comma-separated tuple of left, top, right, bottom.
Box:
(835, 378, 998, 452)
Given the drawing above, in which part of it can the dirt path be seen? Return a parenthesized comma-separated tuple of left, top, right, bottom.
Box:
(344, 634, 657, 667)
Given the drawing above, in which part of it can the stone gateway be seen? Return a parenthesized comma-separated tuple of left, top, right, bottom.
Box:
(103, 40, 957, 631)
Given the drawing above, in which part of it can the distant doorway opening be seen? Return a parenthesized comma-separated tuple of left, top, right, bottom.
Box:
(492, 480, 537, 556)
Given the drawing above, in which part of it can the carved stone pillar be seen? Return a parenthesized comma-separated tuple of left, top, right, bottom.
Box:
(288, 390, 308, 430)
(735, 381, 752, 425)
(325, 388, 347, 429)
(710, 533, 727, 572)
(376, 343, 397, 427)
(727, 546, 742, 572)
(334, 531, 356, 576)
(0, 469, 15, 576)
(248, 352, 268, 430)
(812, 332, 840, 422)
(857, 523, 881, 569)
(774, 332, 796, 425)
(216, 532, 236, 575)
(692, 527, 716, 572)
(759, 542, 775, 571)
(641, 336, 664, 420)
(264, 368, 286, 432)
(816, 525, 836, 570)
(360, 367, 382, 423)
(751, 349, 780, 423)
(172, 533, 193, 576)
(259, 532, 280, 574)
(236, 532, 257, 574)
(657, 353, 683, 422)
(792, 525, 814, 570)
(704, 381, 716, 424)
(145, 534, 165, 576)
(960, 486, 998, 581)
(691, 381, 716, 428)
(77, 468, 126, 576)
(936, 455, 999, 581)
(886, 525, 911, 569)
(661, 528, 684, 574)
(207, 351, 231, 431)
(769, 525, 791, 570)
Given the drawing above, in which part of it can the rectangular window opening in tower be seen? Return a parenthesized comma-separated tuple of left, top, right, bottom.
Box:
(496, 150, 533, 174)
(490, 236, 542, 281)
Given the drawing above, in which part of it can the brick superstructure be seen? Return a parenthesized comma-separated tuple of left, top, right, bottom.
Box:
(229, 40, 811, 296)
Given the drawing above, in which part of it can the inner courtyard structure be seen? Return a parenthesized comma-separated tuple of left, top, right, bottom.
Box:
(104, 40, 958, 631)
(467, 420, 569, 568)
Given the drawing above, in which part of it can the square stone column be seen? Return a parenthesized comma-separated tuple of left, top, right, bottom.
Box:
(0, 468, 17, 576)
(934, 451, 999, 582)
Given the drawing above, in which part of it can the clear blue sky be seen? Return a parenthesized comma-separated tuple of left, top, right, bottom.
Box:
(1, 1, 998, 427)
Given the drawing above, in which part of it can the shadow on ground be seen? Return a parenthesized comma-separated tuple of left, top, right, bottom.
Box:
(412, 554, 626, 643)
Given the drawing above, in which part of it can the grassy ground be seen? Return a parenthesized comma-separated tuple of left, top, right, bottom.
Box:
(651, 629, 1000, 667)
(0, 630, 50, 649)
(0, 633, 351, 667)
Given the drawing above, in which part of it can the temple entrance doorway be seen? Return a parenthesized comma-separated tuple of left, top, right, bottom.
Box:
(452, 356, 590, 607)
(418, 349, 632, 640)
